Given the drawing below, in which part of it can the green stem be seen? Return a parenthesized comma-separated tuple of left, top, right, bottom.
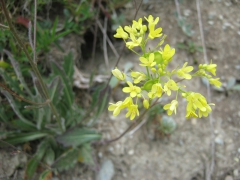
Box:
(146, 67, 150, 78)
(0, 0, 63, 132)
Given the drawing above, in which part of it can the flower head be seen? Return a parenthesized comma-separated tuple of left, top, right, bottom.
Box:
(163, 100, 178, 115)
(177, 62, 193, 79)
(148, 24, 162, 39)
(163, 79, 179, 96)
(112, 68, 126, 81)
(160, 44, 175, 62)
(131, 71, 147, 84)
(114, 26, 128, 39)
(148, 83, 163, 99)
(126, 34, 142, 49)
(199, 62, 217, 76)
(139, 53, 156, 67)
(209, 78, 222, 88)
(108, 101, 124, 116)
(126, 104, 139, 120)
(122, 81, 141, 98)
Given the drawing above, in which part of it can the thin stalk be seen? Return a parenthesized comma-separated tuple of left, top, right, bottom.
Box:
(0, 0, 63, 132)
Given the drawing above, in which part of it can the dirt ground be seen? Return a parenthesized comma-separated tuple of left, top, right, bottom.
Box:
(1, 0, 240, 180)
(89, 0, 240, 180)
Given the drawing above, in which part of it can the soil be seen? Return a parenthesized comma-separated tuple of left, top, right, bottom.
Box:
(1, 0, 240, 180)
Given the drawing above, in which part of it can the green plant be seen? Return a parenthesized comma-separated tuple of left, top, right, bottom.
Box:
(0, 1, 101, 179)
(108, 15, 221, 121)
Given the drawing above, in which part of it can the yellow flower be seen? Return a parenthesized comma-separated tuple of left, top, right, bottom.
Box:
(143, 99, 149, 109)
(148, 83, 163, 99)
(144, 15, 159, 25)
(108, 101, 124, 116)
(131, 71, 147, 84)
(199, 62, 217, 76)
(163, 79, 179, 96)
(126, 34, 142, 49)
(163, 100, 178, 115)
(122, 81, 141, 97)
(148, 24, 162, 39)
(160, 44, 175, 62)
(185, 92, 214, 118)
(114, 26, 128, 39)
(139, 53, 156, 67)
(209, 78, 222, 88)
(112, 68, 126, 81)
(132, 18, 147, 35)
(177, 62, 193, 79)
(126, 104, 139, 120)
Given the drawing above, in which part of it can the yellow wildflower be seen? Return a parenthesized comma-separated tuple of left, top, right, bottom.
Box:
(177, 62, 193, 79)
(131, 71, 147, 84)
(126, 104, 139, 120)
(108, 101, 124, 116)
(148, 24, 162, 39)
(148, 83, 163, 99)
(112, 68, 126, 81)
(209, 78, 222, 88)
(163, 100, 178, 115)
(122, 81, 141, 98)
(114, 26, 128, 39)
(126, 33, 142, 49)
(139, 53, 156, 67)
(199, 62, 217, 76)
(163, 79, 179, 96)
(144, 15, 159, 25)
(160, 44, 175, 62)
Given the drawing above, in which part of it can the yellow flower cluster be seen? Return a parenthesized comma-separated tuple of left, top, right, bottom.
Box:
(109, 15, 221, 120)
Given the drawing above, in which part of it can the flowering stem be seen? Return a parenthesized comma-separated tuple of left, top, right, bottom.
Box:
(0, 0, 64, 132)
(93, 98, 160, 146)
(146, 67, 150, 78)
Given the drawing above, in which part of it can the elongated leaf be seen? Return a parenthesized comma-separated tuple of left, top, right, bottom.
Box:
(25, 157, 38, 180)
(44, 147, 55, 165)
(0, 68, 23, 95)
(51, 60, 74, 109)
(56, 128, 101, 147)
(12, 120, 36, 131)
(35, 139, 49, 160)
(39, 169, 52, 180)
(3, 132, 47, 145)
(78, 143, 94, 165)
(1, 90, 35, 127)
(3, 49, 33, 96)
(63, 53, 74, 81)
(51, 148, 79, 171)
(47, 76, 63, 105)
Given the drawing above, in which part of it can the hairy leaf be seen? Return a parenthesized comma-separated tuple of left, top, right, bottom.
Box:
(56, 128, 101, 147)
(51, 148, 79, 171)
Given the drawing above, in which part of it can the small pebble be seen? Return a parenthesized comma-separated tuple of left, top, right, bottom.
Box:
(225, 175, 233, 180)
(128, 149, 134, 155)
(233, 169, 239, 177)
(215, 137, 224, 145)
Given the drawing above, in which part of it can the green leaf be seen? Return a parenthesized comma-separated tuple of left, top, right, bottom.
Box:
(56, 128, 101, 147)
(232, 84, 240, 91)
(63, 53, 74, 81)
(3, 132, 48, 145)
(0, 90, 35, 127)
(51, 148, 79, 171)
(35, 139, 49, 160)
(12, 120, 37, 131)
(44, 147, 55, 165)
(51, 60, 74, 109)
(142, 79, 158, 91)
(154, 51, 164, 64)
(39, 169, 52, 180)
(48, 76, 63, 105)
(25, 157, 38, 180)
(79, 143, 94, 165)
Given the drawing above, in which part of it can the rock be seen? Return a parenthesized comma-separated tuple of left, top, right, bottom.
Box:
(225, 175, 233, 180)
(233, 169, 239, 177)
(96, 159, 115, 180)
